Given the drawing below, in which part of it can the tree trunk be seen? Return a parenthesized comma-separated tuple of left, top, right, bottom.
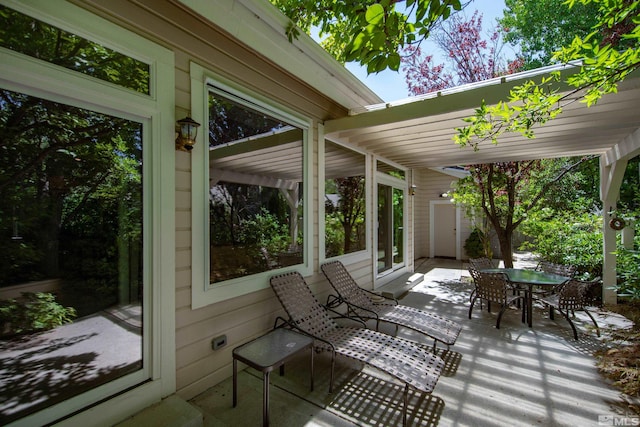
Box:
(495, 227, 514, 268)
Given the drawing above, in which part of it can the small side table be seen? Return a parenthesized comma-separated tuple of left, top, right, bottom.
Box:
(232, 328, 314, 427)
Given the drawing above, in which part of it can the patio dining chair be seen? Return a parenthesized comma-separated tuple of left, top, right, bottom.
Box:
(468, 257, 494, 270)
(535, 260, 577, 277)
(468, 271, 526, 329)
(537, 278, 601, 340)
(321, 260, 462, 350)
(533, 260, 577, 297)
(467, 257, 496, 303)
(269, 271, 445, 426)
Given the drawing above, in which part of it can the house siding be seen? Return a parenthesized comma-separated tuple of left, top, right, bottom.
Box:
(73, 0, 379, 403)
(414, 168, 472, 259)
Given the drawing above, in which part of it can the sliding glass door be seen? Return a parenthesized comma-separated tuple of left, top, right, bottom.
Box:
(377, 163, 406, 275)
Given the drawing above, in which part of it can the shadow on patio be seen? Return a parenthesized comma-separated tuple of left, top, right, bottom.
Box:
(191, 256, 637, 426)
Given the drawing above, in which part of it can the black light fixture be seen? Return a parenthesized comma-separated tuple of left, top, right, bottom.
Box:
(439, 192, 449, 198)
(409, 184, 417, 196)
(175, 116, 201, 151)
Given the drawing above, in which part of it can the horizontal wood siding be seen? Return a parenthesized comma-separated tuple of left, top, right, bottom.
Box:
(74, 0, 385, 402)
(414, 169, 460, 258)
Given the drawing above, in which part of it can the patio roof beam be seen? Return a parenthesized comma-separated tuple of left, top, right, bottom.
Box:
(603, 127, 640, 167)
(210, 168, 298, 190)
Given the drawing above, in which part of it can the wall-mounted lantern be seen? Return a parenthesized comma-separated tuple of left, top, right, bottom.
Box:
(410, 184, 417, 196)
(175, 116, 201, 151)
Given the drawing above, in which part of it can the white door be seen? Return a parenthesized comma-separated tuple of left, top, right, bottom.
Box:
(434, 203, 456, 258)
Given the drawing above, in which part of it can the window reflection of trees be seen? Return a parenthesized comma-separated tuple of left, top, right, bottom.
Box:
(0, 90, 143, 424)
(208, 91, 304, 283)
(324, 141, 366, 258)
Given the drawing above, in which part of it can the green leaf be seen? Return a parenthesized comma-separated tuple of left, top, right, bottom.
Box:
(365, 4, 385, 25)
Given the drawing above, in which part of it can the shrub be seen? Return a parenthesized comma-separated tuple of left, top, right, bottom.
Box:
(616, 245, 640, 300)
(464, 228, 488, 259)
(0, 292, 76, 337)
(520, 212, 603, 278)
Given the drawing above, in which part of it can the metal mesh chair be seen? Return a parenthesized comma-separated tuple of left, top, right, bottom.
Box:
(535, 261, 577, 277)
(269, 271, 444, 426)
(467, 257, 495, 304)
(469, 257, 494, 270)
(533, 261, 577, 297)
(321, 260, 462, 350)
(468, 271, 526, 329)
(538, 278, 601, 340)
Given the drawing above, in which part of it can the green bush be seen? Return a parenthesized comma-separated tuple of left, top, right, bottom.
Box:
(616, 243, 640, 301)
(520, 212, 603, 278)
(0, 292, 76, 337)
(464, 228, 488, 259)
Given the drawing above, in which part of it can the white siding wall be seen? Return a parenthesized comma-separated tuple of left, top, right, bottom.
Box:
(413, 169, 473, 260)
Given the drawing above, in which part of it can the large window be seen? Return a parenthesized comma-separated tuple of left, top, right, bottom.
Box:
(0, 2, 174, 425)
(324, 141, 366, 258)
(0, 90, 144, 425)
(208, 87, 306, 285)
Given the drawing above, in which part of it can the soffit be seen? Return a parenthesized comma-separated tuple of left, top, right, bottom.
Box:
(324, 66, 640, 169)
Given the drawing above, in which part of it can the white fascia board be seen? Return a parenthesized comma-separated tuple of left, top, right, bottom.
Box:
(178, 0, 382, 109)
(429, 167, 469, 179)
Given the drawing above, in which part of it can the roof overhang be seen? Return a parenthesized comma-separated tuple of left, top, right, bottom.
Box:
(325, 64, 640, 169)
(178, 0, 383, 109)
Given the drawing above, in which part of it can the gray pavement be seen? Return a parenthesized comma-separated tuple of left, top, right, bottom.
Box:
(191, 255, 638, 426)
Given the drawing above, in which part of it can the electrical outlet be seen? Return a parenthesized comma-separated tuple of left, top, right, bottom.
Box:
(212, 335, 227, 350)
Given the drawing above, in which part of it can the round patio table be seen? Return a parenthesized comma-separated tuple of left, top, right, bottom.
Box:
(480, 268, 570, 327)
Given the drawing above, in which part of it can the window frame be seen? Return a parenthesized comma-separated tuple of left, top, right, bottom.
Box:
(190, 62, 313, 309)
(0, 1, 176, 425)
(318, 128, 372, 266)
(374, 157, 409, 284)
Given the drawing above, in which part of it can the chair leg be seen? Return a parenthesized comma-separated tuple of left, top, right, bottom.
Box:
(468, 296, 478, 319)
(584, 308, 601, 337)
(402, 384, 409, 427)
(329, 351, 336, 393)
(549, 306, 555, 320)
(560, 309, 578, 340)
(496, 306, 507, 329)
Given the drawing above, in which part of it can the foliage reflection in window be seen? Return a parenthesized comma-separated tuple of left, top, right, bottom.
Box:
(209, 90, 304, 283)
(0, 5, 150, 94)
(324, 141, 366, 258)
(0, 89, 143, 423)
(377, 160, 405, 180)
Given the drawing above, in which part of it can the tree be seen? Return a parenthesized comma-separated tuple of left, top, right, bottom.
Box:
(326, 177, 366, 254)
(455, 0, 640, 149)
(454, 158, 594, 266)
(270, 0, 466, 73)
(499, 0, 599, 69)
(402, 10, 523, 94)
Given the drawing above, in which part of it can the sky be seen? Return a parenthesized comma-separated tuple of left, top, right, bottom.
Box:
(344, 0, 510, 102)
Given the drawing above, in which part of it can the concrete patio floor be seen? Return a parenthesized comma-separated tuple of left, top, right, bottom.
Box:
(190, 255, 638, 426)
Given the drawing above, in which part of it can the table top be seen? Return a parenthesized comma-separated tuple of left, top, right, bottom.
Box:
(233, 328, 313, 370)
(480, 268, 569, 286)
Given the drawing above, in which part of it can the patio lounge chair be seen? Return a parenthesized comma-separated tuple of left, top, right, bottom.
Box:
(469, 271, 526, 329)
(321, 260, 462, 350)
(537, 278, 601, 340)
(269, 271, 445, 426)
